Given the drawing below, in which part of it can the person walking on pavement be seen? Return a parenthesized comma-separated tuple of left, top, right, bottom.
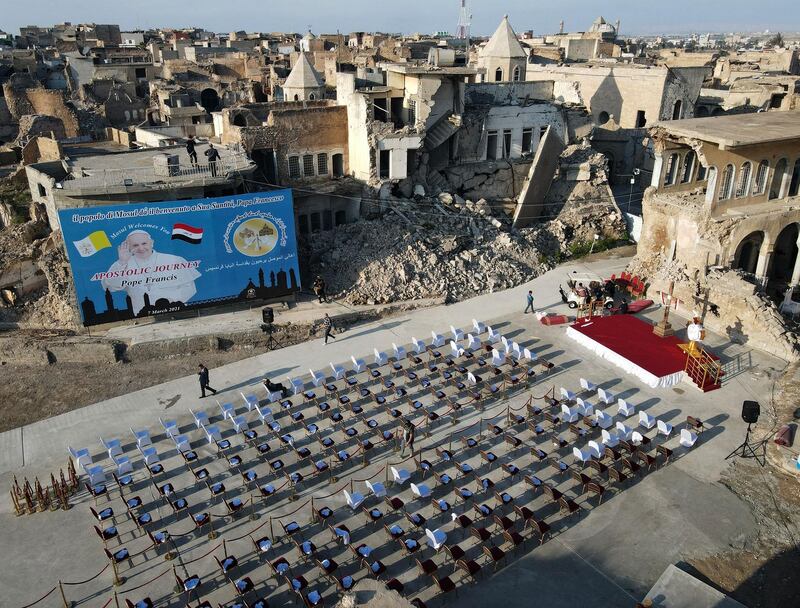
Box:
(198, 363, 217, 398)
(399, 418, 416, 456)
(186, 135, 198, 167)
(322, 313, 336, 344)
(204, 143, 221, 177)
(524, 290, 535, 314)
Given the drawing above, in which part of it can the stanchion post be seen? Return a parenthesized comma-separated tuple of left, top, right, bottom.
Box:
(172, 565, 181, 593)
(249, 490, 258, 521)
(111, 558, 124, 587)
(269, 516, 274, 540)
(208, 513, 218, 540)
(114, 591, 120, 608)
(59, 581, 71, 608)
(223, 539, 227, 557)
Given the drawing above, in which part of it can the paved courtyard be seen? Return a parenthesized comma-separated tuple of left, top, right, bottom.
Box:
(0, 253, 782, 608)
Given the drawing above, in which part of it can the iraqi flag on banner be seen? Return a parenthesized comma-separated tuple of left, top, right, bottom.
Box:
(171, 223, 203, 244)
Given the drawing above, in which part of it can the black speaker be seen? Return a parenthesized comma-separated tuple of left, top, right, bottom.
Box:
(741, 400, 760, 424)
(262, 307, 274, 325)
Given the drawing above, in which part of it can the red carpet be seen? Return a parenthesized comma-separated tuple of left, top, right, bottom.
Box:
(570, 315, 687, 378)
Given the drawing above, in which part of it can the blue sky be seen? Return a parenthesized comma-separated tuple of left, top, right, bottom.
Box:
(3, 0, 799, 36)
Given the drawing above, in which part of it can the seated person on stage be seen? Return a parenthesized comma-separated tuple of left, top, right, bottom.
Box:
(263, 377, 289, 398)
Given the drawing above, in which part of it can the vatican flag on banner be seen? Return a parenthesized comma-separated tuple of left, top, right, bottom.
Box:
(73, 230, 112, 258)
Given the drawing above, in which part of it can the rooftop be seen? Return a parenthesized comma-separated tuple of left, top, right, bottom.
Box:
(381, 63, 477, 76)
(654, 112, 800, 149)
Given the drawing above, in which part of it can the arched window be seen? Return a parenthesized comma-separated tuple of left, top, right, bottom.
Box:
(770, 158, 788, 200)
(680, 151, 696, 184)
(597, 111, 610, 125)
(736, 162, 752, 198)
(718, 164, 735, 200)
(705, 166, 718, 204)
(672, 99, 683, 120)
(753, 160, 769, 195)
(789, 159, 800, 197)
(664, 153, 680, 186)
(494, 67, 503, 82)
(293, 94, 299, 101)
(309, 93, 316, 101)
(512, 66, 521, 82)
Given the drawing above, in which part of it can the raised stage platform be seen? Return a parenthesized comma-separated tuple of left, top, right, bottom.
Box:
(566, 315, 688, 389)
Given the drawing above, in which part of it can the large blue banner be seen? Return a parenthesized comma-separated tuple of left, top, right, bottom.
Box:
(58, 190, 300, 326)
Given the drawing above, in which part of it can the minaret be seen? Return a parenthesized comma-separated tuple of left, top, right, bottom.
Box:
(455, 0, 470, 39)
(559, 20, 565, 35)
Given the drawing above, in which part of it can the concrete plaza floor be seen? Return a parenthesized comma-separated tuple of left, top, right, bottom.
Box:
(0, 251, 781, 608)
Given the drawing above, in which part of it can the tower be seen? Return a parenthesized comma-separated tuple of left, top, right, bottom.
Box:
(455, 0, 470, 40)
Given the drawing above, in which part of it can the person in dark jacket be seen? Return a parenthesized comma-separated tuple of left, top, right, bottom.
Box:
(186, 135, 198, 166)
(322, 313, 336, 344)
(204, 143, 221, 177)
(198, 363, 217, 398)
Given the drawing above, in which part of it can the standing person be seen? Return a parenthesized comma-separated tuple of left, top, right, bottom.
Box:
(524, 290, 535, 314)
(313, 276, 325, 303)
(186, 135, 198, 167)
(322, 313, 336, 344)
(318, 277, 328, 303)
(399, 418, 416, 456)
(198, 364, 217, 398)
(204, 143, 221, 177)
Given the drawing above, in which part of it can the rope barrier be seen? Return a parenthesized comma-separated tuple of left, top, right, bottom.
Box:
(99, 597, 114, 608)
(349, 464, 387, 484)
(314, 481, 351, 500)
(276, 499, 311, 521)
(181, 542, 222, 566)
(226, 514, 272, 542)
(118, 567, 171, 593)
(16, 585, 57, 608)
(62, 563, 110, 586)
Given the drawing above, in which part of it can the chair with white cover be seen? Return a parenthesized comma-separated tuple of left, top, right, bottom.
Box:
(617, 399, 635, 417)
(100, 437, 123, 459)
(450, 325, 464, 342)
(140, 445, 160, 466)
(232, 415, 249, 434)
(425, 528, 447, 551)
(391, 467, 411, 485)
(84, 464, 106, 486)
(159, 418, 178, 438)
(487, 326, 501, 343)
(501, 336, 511, 353)
(450, 341, 464, 359)
(561, 403, 580, 424)
(343, 489, 365, 510)
(173, 434, 191, 453)
(491, 349, 505, 367)
(255, 404, 274, 425)
(411, 338, 426, 355)
(130, 429, 151, 450)
(241, 392, 259, 411)
(310, 369, 326, 387)
(473, 319, 486, 334)
(601, 429, 620, 448)
(638, 411, 656, 430)
(587, 441, 603, 459)
(467, 372, 481, 386)
(573, 446, 594, 465)
(266, 390, 282, 404)
(203, 424, 222, 444)
(597, 388, 615, 405)
(656, 419, 673, 437)
(560, 387, 576, 402)
(365, 480, 386, 498)
(113, 455, 133, 476)
(430, 332, 445, 348)
(580, 378, 597, 393)
(330, 363, 346, 380)
(351, 357, 366, 374)
(631, 431, 647, 447)
(190, 409, 209, 429)
(510, 342, 523, 360)
(680, 429, 698, 448)
(594, 410, 614, 429)
(373, 350, 388, 367)
(520, 348, 536, 362)
(576, 398, 594, 418)
(411, 483, 431, 499)
(615, 421, 633, 441)
(218, 401, 235, 420)
(288, 377, 305, 395)
(392, 343, 407, 361)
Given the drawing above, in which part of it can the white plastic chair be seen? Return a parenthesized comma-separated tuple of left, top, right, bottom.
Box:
(576, 397, 594, 418)
(560, 387, 576, 402)
(491, 349, 505, 367)
(140, 445, 160, 466)
(99, 437, 122, 459)
(241, 393, 259, 411)
(631, 431, 646, 446)
(430, 332, 445, 348)
(597, 388, 615, 405)
(473, 319, 486, 334)
(190, 409, 209, 429)
(601, 429, 620, 448)
(617, 399, 635, 417)
(330, 363, 346, 380)
(373, 349, 388, 366)
(266, 391, 282, 404)
(467, 372, 481, 385)
(255, 404, 274, 424)
(113, 455, 133, 476)
(411, 338, 426, 355)
(365, 480, 386, 498)
(587, 440, 603, 459)
(425, 528, 447, 551)
(218, 401, 235, 420)
(615, 421, 633, 441)
(680, 428, 698, 448)
(392, 343, 406, 361)
(391, 467, 411, 485)
(411, 483, 431, 499)
(159, 418, 178, 438)
(522, 348, 537, 362)
(343, 489, 365, 510)
(580, 378, 597, 393)
(450, 325, 464, 342)
(310, 369, 326, 387)
(573, 446, 594, 465)
(130, 429, 151, 449)
(510, 342, 523, 360)
(351, 357, 366, 374)
(639, 411, 656, 430)
(595, 410, 614, 429)
(450, 341, 464, 358)
(561, 403, 580, 423)
(173, 434, 191, 453)
(203, 424, 222, 444)
(288, 377, 304, 395)
(487, 326, 501, 343)
(657, 419, 673, 437)
(84, 464, 105, 486)
(232, 415, 249, 433)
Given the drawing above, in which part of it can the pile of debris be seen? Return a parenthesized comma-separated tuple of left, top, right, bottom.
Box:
(309, 189, 626, 306)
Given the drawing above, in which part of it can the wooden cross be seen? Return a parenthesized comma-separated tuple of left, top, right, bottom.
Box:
(692, 288, 713, 323)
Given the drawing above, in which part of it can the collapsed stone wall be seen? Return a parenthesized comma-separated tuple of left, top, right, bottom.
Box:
(16, 115, 67, 143)
(443, 159, 532, 201)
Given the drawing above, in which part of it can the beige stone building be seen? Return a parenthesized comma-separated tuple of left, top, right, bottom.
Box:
(282, 53, 326, 102)
(476, 16, 527, 83)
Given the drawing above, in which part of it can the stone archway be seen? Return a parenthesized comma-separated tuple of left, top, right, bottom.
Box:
(769, 223, 799, 285)
(200, 88, 220, 113)
(733, 231, 765, 275)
